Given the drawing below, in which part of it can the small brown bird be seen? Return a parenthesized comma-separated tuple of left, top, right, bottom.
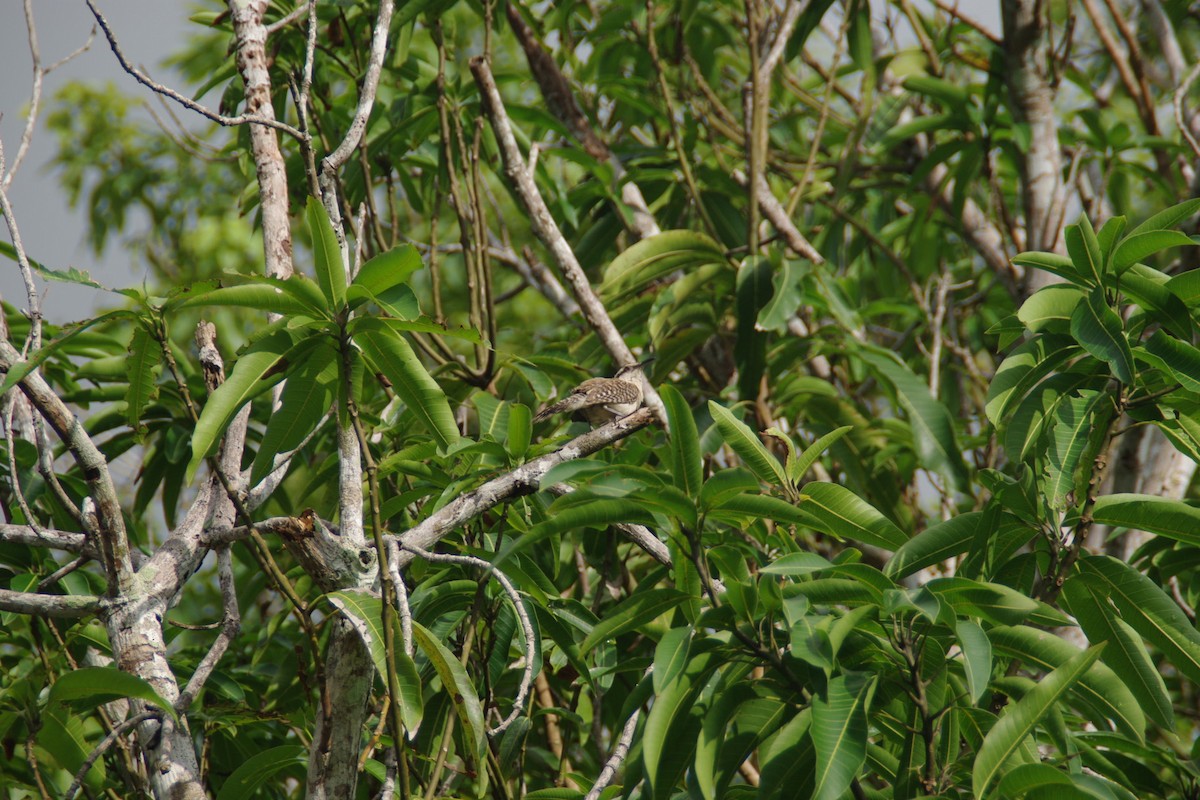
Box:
(533, 358, 654, 426)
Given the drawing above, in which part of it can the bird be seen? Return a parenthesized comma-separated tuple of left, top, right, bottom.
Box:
(533, 358, 654, 426)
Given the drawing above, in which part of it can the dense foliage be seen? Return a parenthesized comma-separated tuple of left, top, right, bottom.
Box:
(5, 1, 1200, 798)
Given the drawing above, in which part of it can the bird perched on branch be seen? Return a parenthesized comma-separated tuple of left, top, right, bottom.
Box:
(533, 358, 654, 427)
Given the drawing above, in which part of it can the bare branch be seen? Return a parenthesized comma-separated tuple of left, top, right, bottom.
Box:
(2, 1, 95, 189)
(228, 0, 297, 280)
(505, 2, 660, 240)
(1175, 63, 1200, 161)
(470, 57, 666, 424)
(63, 711, 160, 800)
(174, 547, 240, 712)
(731, 169, 824, 263)
(758, 1, 804, 84)
(265, 3, 310, 36)
(545, 484, 672, 566)
(1002, 0, 1067, 257)
(584, 701, 642, 800)
(391, 407, 658, 568)
(397, 541, 536, 736)
(0, 587, 101, 618)
(84, 0, 305, 140)
(0, 341, 132, 593)
(929, 0, 1001, 43)
(319, 0, 395, 176)
(0, 147, 43, 349)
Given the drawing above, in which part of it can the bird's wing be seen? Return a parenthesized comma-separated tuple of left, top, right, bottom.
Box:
(582, 380, 640, 407)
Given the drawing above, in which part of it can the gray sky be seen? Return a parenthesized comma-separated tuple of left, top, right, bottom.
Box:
(0, 1, 195, 323)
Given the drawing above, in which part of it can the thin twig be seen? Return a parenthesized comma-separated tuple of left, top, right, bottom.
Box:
(470, 57, 667, 425)
(1175, 62, 1200, 161)
(174, 547, 240, 712)
(83, 0, 305, 140)
(63, 711, 159, 800)
(397, 541, 536, 735)
(583, 701, 642, 800)
(389, 407, 657, 568)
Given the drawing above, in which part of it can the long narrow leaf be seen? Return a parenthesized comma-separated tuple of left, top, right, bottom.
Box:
(661, 384, 703, 498)
(972, 645, 1104, 797)
(811, 673, 876, 800)
(306, 196, 348, 309)
(351, 318, 459, 448)
(798, 482, 908, 551)
(708, 401, 787, 487)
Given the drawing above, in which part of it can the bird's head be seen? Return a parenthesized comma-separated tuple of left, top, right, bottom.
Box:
(614, 356, 655, 381)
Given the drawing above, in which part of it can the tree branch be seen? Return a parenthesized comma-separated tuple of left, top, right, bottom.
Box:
(85, 0, 305, 140)
(391, 407, 658, 568)
(470, 57, 666, 424)
(0, 587, 100, 618)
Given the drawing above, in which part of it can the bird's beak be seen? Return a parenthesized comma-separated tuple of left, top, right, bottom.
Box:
(638, 356, 656, 369)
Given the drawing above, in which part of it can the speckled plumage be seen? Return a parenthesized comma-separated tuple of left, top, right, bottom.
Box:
(533, 361, 651, 426)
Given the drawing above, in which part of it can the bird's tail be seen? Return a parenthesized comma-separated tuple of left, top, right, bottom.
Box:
(532, 400, 565, 422)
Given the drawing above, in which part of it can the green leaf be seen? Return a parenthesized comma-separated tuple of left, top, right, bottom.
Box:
(495, 498, 657, 568)
(39, 706, 104, 791)
(1016, 285, 1084, 333)
(412, 621, 486, 764)
(712, 492, 819, 528)
(886, 511, 983, 579)
(1065, 217, 1104, 286)
(600, 229, 727, 299)
(798, 482, 908, 551)
(1122, 263, 1193, 340)
(1060, 576, 1173, 729)
(972, 645, 1104, 798)
(860, 350, 969, 489)
(507, 402, 531, 460)
(326, 590, 425, 733)
(643, 647, 723, 800)
(985, 335, 1078, 426)
(215, 745, 308, 800)
(49, 668, 179, 721)
(1092, 493, 1200, 546)
(188, 330, 298, 482)
(1011, 251, 1086, 286)
(735, 257, 772, 399)
(351, 318, 459, 448)
(579, 588, 689, 654)
(1096, 215, 1127, 261)
(175, 278, 327, 317)
(1078, 555, 1200, 685)
(1070, 287, 1134, 383)
(652, 626, 692, 694)
(788, 425, 853, 487)
(707, 401, 787, 487)
(695, 684, 757, 800)
(306, 196, 348, 309)
(757, 260, 805, 331)
(1045, 390, 1108, 510)
(987, 625, 1143, 741)
(249, 339, 337, 487)
(1145, 330, 1200, 393)
(903, 74, 970, 107)
(661, 385, 702, 498)
(0, 309, 133, 396)
(125, 325, 160, 432)
(1113, 230, 1197, 273)
(956, 620, 992, 704)
(348, 243, 423, 301)
(811, 673, 876, 800)
(1127, 197, 1200, 237)
(924, 578, 1042, 626)
(761, 551, 835, 576)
